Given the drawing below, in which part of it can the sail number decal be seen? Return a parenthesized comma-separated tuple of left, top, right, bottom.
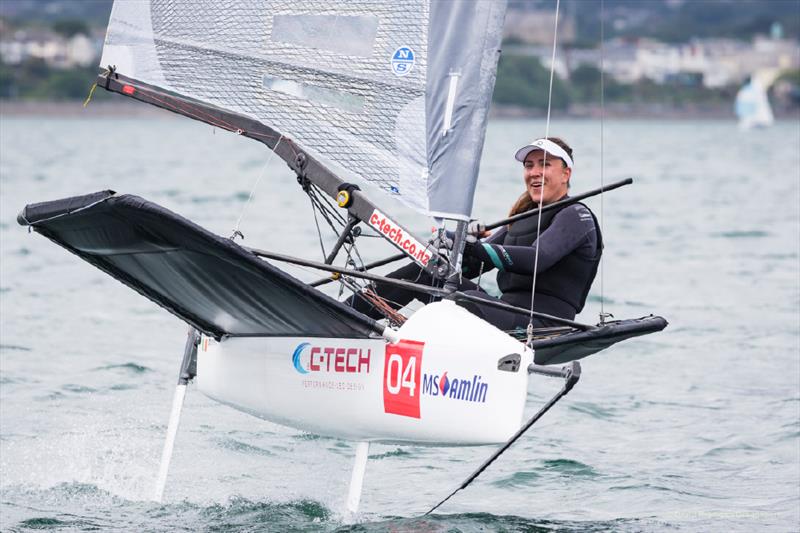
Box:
(369, 209, 431, 266)
(383, 340, 424, 419)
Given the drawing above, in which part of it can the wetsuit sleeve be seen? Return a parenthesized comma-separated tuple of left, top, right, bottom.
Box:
(485, 227, 508, 244)
(471, 205, 597, 275)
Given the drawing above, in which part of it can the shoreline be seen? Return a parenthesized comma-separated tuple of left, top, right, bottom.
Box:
(491, 102, 800, 120)
(2, 99, 798, 121)
(0, 100, 177, 118)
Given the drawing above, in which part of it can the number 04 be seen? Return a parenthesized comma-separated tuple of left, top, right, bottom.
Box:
(386, 353, 416, 396)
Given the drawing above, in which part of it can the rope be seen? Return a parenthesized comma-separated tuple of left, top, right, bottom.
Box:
(82, 82, 98, 108)
(83, 67, 111, 107)
(338, 222, 409, 325)
(358, 287, 407, 326)
(231, 136, 283, 239)
(527, 0, 562, 344)
(146, 89, 246, 134)
(294, 154, 407, 325)
(306, 184, 346, 233)
(302, 184, 402, 322)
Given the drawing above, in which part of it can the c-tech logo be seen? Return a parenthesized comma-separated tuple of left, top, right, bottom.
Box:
(292, 343, 371, 374)
(422, 372, 489, 403)
(369, 209, 431, 267)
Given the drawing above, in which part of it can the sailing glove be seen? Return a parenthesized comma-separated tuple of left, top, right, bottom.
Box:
(463, 241, 513, 272)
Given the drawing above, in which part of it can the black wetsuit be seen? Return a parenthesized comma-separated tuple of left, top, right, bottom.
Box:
(348, 199, 602, 330)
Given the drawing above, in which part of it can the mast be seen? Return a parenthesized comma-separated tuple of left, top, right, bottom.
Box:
(96, 1, 508, 278)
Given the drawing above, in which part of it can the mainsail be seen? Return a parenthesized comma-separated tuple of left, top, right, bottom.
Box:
(100, 0, 507, 220)
(735, 77, 774, 130)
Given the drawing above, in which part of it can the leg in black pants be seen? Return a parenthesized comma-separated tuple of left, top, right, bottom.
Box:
(347, 262, 478, 319)
(346, 262, 569, 332)
(346, 262, 544, 331)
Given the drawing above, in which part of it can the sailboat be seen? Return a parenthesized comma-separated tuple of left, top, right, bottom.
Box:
(17, 0, 666, 513)
(735, 76, 774, 130)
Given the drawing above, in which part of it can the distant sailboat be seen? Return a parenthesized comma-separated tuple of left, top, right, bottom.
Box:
(735, 77, 774, 130)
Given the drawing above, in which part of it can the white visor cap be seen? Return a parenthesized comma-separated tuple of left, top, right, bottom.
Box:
(514, 138, 573, 169)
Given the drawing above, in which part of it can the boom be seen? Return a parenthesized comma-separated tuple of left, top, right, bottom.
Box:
(97, 71, 451, 276)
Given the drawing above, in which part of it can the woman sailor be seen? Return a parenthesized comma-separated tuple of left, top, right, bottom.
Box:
(350, 137, 602, 330)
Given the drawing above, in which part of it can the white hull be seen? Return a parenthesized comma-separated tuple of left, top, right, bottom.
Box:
(197, 301, 533, 445)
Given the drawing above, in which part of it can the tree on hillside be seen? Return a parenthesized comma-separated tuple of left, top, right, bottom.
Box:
(569, 65, 630, 103)
(493, 54, 570, 110)
(53, 19, 89, 38)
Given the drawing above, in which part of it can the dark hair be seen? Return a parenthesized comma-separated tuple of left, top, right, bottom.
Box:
(509, 137, 573, 217)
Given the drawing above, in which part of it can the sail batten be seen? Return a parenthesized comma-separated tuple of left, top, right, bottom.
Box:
(101, 0, 507, 220)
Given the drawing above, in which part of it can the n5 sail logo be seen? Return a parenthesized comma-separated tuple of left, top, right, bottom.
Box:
(391, 46, 415, 76)
(292, 343, 371, 374)
(422, 372, 489, 403)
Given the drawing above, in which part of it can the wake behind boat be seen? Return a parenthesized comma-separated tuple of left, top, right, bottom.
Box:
(18, 0, 666, 514)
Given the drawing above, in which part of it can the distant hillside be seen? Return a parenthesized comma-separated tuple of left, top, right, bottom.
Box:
(509, 0, 800, 45)
(2, 0, 797, 43)
(1, 0, 797, 110)
(0, 0, 113, 27)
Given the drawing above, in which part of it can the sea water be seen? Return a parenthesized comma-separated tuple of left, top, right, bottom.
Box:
(1, 114, 798, 532)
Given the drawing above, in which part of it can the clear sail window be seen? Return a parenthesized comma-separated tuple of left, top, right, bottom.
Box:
(263, 76, 365, 113)
(271, 14, 378, 57)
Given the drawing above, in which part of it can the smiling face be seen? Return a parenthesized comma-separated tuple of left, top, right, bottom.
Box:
(523, 149, 571, 205)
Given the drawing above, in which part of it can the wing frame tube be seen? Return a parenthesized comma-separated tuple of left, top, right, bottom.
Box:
(244, 246, 596, 330)
(19, 192, 385, 340)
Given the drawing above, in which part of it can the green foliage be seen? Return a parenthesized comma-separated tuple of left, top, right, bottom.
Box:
(0, 59, 101, 100)
(777, 69, 800, 85)
(493, 54, 570, 109)
(570, 65, 600, 98)
(52, 19, 90, 38)
(492, 54, 733, 110)
(33, 68, 97, 100)
(1, 0, 113, 27)
(0, 63, 16, 98)
(626, 77, 733, 106)
(524, 0, 800, 45)
(501, 35, 526, 46)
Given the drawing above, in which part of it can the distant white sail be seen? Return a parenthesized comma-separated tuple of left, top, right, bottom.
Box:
(100, 0, 507, 220)
(735, 78, 774, 130)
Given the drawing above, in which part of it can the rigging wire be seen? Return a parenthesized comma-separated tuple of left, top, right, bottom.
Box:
(526, 0, 562, 344)
(340, 240, 370, 298)
(599, 0, 609, 323)
(306, 183, 347, 232)
(309, 196, 328, 258)
(231, 136, 283, 239)
(346, 240, 369, 276)
(339, 244, 356, 298)
(306, 182, 347, 258)
(301, 183, 402, 319)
